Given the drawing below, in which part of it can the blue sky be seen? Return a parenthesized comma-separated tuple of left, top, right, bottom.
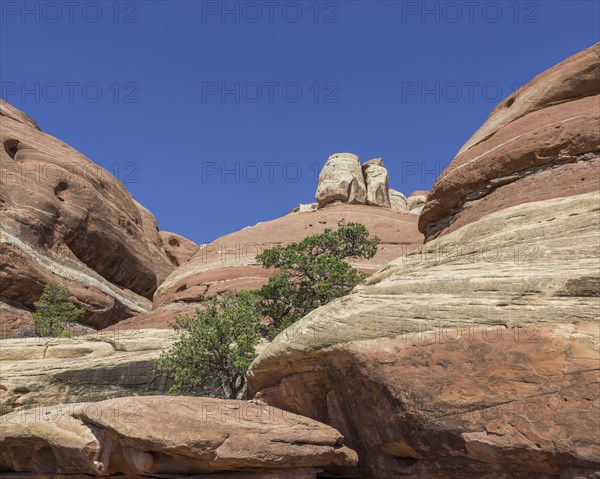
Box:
(1, 1, 599, 244)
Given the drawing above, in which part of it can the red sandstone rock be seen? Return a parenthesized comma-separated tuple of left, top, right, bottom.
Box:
(0, 100, 181, 330)
(419, 42, 600, 241)
(0, 396, 357, 477)
(248, 192, 600, 479)
(159, 231, 199, 267)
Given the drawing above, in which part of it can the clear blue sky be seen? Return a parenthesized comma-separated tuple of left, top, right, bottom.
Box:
(1, 1, 598, 244)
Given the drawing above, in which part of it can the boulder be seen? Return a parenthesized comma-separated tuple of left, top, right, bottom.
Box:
(290, 202, 318, 214)
(406, 190, 428, 215)
(419, 42, 600, 241)
(389, 188, 408, 212)
(0, 396, 358, 478)
(0, 100, 180, 329)
(0, 329, 177, 415)
(315, 153, 367, 206)
(248, 192, 600, 478)
(362, 158, 391, 208)
(159, 231, 198, 267)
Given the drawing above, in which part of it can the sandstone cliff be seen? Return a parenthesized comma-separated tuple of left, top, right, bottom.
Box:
(249, 191, 600, 478)
(0, 100, 195, 332)
(113, 152, 425, 330)
(247, 44, 600, 478)
(419, 42, 600, 241)
(116, 204, 423, 330)
(2, 42, 598, 479)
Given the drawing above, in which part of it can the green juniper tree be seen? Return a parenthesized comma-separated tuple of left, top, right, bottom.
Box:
(157, 291, 261, 399)
(32, 281, 85, 337)
(159, 221, 380, 397)
(255, 221, 380, 338)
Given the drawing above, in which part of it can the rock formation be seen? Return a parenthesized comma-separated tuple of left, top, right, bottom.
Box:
(116, 204, 423, 330)
(419, 42, 600, 241)
(315, 152, 425, 216)
(0, 100, 40, 130)
(290, 202, 318, 214)
(248, 45, 600, 478)
(406, 190, 429, 215)
(389, 188, 408, 212)
(111, 152, 428, 330)
(249, 192, 600, 478)
(316, 153, 367, 206)
(2, 42, 598, 479)
(0, 298, 34, 338)
(0, 100, 195, 332)
(362, 158, 391, 208)
(0, 329, 177, 415)
(0, 396, 357, 478)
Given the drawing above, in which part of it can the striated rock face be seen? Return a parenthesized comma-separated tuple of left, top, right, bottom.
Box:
(118, 204, 423, 330)
(419, 42, 600, 241)
(0, 395, 358, 478)
(362, 158, 391, 208)
(406, 190, 428, 215)
(316, 153, 367, 206)
(389, 188, 408, 212)
(159, 231, 198, 267)
(0, 100, 181, 330)
(248, 191, 600, 478)
(0, 329, 177, 415)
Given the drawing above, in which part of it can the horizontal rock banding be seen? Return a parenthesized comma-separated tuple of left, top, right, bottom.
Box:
(0, 329, 177, 415)
(249, 191, 600, 478)
(419, 42, 600, 241)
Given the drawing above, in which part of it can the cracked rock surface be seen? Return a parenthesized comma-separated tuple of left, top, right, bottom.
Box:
(0, 329, 177, 416)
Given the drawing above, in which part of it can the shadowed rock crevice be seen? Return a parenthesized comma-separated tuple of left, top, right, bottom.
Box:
(53, 180, 68, 201)
(3, 139, 19, 159)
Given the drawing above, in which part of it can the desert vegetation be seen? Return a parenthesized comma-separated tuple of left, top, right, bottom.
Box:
(158, 221, 380, 398)
(32, 281, 85, 337)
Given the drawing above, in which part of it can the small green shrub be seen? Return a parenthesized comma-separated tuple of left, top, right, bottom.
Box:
(32, 281, 85, 337)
